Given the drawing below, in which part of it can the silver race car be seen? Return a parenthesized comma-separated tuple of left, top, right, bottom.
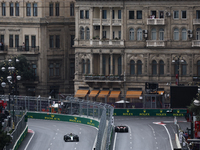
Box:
(64, 133, 79, 142)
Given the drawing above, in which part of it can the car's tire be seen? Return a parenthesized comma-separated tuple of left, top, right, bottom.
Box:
(125, 128, 128, 132)
(115, 127, 118, 132)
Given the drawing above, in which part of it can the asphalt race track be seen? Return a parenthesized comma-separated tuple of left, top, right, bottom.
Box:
(113, 116, 190, 150)
(18, 119, 98, 150)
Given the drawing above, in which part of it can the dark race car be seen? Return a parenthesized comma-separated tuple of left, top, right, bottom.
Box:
(64, 133, 79, 142)
(115, 125, 128, 132)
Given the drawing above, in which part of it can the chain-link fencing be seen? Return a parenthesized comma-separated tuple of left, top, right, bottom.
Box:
(0, 95, 114, 150)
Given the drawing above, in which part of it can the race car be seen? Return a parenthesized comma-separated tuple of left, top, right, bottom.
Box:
(64, 133, 79, 142)
(115, 125, 128, 132)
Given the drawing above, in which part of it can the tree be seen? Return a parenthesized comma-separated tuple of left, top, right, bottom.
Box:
(0, 123, 12, 150)
(188, 93, 200, 121)
(0, 55, 35, 82)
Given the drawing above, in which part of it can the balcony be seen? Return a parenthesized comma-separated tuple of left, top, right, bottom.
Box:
(84, 75, 124, 82)
(93, 18, 121, 26)
(193, 19, 200, 25)
(192, 40, 200, 47)
(90, 39, 124, 47)
(17, 46, 39, 52)
(112, 19, 121, 26)
(0, 45, 8, 53)
(146, 40, 165, 47)
(147, 18, 165, 25)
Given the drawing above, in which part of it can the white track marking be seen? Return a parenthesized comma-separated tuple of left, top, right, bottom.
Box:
(24, 129, 35, 150)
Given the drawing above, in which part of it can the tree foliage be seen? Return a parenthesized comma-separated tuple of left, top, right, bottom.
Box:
(0, 55, 35, 82)
(0, 123, 12, 150)
(188, 93, 200, 121)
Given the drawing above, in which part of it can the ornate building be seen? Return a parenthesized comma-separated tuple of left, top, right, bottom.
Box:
(74, 0, 200, 108)
(0, 0, 75, 98)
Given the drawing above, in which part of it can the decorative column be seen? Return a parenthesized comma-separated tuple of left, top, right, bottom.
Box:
(75, 7, 79, 45)
(100, 7, 102, 40)
(100, 53, 102, 75)
(90, 7, 93, 45)
(121, 7, 124, 40)
(121, 54, 124, 75)
(110, 7, 113, 40)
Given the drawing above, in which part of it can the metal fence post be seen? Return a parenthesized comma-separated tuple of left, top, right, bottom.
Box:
(87, 102, 88, 117)
(71, 101, 72, 115)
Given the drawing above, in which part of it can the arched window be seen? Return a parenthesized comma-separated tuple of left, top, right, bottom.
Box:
(86, 27, 90, 40)
(87, 59, 90, 74)
(80, 27, 84, 39)
(197, 61, 200, 76)
(151, 28, 156, 40)
(130, 60, 135, 75)
(182, 28, 187, 41)
(137, 28, 142, 41)
(152, 60, 157, 75)
(174, 28, 179, 40)
(118, 57, 122, 75)
(159, 28, 164, 40)
(137, 60, 142, 75)
(197, 28, 200, 40)
(103, 56, 106, 75)
(159, 60, 164, 75)
(181, 60, 187, 75)
(82, 59, 85, 73)
(129, 28, 134, 40)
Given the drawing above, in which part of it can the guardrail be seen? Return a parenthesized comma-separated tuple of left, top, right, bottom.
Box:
(0, 95, 114, 150)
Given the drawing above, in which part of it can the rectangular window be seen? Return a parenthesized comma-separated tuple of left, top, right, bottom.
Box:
(33, 3, 37, 16)
(182, 10, 186, 19)
(80, 10, 84, 19)
(151, 11, 156, 18)
(15, 3, 19, 16)
(103, 31, 106, 39)
(15, 35, 19, 47)
(9, 35, 13, 47)
(112, 10, 115, 19)
(26, 3, 31, 16)
(49, 3, 53, 16)
(55, 63, 60, 76)
(129, 11, 134, 19)
(118, 10, 121, 19)
(49, 63, 54, 76)
(31, 36, 36, 48)
(113, 31, 115, 39)
(70, 3, 74, 16)
(102, 10, 107, 19)
(56, 3, 59, 16)
(71, 35, 75, 47)
(1, 35, 4, 43)
(25, 35, 29, 51)
(137, 10, 142, 19)
(174, 11, 179, 19)
(50, 35, 54, 48)
(55, 35, 60, 48)
(32, 64, 37, 76)
(119, 31, 121, 40)
(159, 11, 164, 18)
(10, 3, 14, 16)
(2, 3, 6, 16)
(85, 10, 89, 19)
(197, 10, 200, 19)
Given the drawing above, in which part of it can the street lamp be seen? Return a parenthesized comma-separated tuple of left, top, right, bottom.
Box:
(0, 57, 21, 129)
(172, 56, 184, 86)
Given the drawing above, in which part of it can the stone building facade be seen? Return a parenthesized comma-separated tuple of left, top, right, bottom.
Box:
(0, 0, 75, 98)
(74, 0, 200, 108)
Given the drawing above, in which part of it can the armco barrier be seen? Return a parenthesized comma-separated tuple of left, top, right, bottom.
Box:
(113, 109, 187, 116)
(27, 112, 99, 128)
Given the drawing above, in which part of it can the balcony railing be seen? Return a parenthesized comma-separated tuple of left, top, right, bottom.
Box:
(93, 18, 122, 26)
(90, 39, 124, 46)
(147, 18, 165, 25)
(84, 75, 124, 81)
(192, 40, 200, 47)
(146, 40, 165, 47)
(193, 19, 200, 25)
(17, 46, 39, 52)
(112, 19, 121, 25)
(0, 45, 8, 52)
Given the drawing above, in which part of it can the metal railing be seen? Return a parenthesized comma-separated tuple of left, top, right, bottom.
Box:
(0, 95, 114, 150)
